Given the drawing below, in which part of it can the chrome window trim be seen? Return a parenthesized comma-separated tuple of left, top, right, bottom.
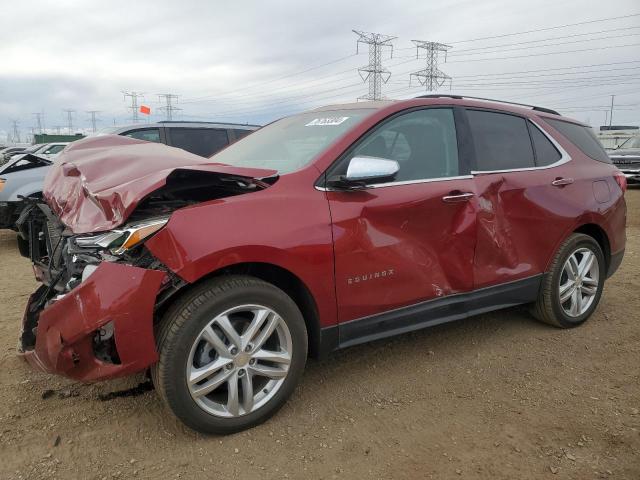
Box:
(470, 118, 572, 175)
(316, 175, 474, 192)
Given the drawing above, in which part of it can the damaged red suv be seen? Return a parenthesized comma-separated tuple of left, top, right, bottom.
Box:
(17, 95, 626, 434)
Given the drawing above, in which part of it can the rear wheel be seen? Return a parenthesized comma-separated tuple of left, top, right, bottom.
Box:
(531, 233, 605, 328)
(152, 275, 307, 434)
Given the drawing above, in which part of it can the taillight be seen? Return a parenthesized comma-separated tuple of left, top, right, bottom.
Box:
(613, 171, 627, 193)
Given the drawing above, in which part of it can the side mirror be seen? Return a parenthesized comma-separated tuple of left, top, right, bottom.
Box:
(328, 156, 399, 189)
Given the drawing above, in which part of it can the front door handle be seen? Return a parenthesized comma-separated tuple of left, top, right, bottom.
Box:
(551, 177, 574, 187)
(442, 191, 475, 203)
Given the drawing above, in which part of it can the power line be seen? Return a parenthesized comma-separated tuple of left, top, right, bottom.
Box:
(447, 26, 640, 55)
(157, 93, 181, 121)
(122, 91, 145, 123)
(448, 32, 640, 58)
(181, 53, 359, 103)
(86, 110, 101, 132)
(353, 30, 396, 100)
(409, 40, 451, 91)
(446, 42, 640, 63)
(443, 12, 640, 45)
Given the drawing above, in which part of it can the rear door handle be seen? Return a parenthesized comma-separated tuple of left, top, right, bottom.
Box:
(551, 177, 574, 187)
(442, 192, 475, 203)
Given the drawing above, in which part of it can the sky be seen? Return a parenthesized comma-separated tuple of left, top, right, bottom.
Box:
(0, 0, 639, 142)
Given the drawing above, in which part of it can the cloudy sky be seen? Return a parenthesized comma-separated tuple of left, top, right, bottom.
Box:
(1, 0, 639, 141)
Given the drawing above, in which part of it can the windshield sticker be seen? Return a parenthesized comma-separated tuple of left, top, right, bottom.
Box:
(305, 117, 350, 127)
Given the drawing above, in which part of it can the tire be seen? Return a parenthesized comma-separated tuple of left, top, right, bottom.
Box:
(531, 233, 606, 328)
(151, 275, 308, 434)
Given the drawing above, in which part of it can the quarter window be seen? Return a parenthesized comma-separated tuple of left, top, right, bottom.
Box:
(467, 110, 535, 171)
(529, 122, 561, 166)
(168, 128, 229, 157)
(348, 108, 459, 182)
(544, 118, 611, 164)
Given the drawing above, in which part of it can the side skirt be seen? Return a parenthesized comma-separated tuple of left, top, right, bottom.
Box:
(317, 274, 543, 355)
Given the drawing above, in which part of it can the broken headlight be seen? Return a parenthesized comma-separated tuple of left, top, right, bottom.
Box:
(74, 216, 169, 255)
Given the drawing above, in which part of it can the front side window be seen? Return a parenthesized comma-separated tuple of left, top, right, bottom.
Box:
(124, 128, 161, 143)
(168, 128, 229, 157)
(211, 109, 373, 174)
(345, 108, 460, 182)
(467, 110, 535, 171)
(545, 118, 611, 163)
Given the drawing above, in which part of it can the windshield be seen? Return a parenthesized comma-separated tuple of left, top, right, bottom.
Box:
(210, 109, 374, 174)
(620, 137, 640, 149)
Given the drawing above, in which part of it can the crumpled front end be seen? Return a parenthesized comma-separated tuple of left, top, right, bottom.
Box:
(21, 263, 166, 381)
(16, 202, 172, 382)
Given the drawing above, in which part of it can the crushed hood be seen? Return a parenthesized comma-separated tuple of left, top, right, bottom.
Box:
(44, 135, 277, 234)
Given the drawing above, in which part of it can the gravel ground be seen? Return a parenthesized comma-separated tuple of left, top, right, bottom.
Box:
(0, 189, 638, 480)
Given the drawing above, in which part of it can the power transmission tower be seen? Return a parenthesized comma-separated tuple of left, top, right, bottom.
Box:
(86, 110, 101, 132)
(122, 91, 145, 123)
(353, 30, 396, 101)
(63, 109, 75, 134)
(157, 93, 181, 121)
(53, 125, 62, 135)
(410, 40, 452, 91)
(32, 112, 44, 133)
(10, 120, 20, 143)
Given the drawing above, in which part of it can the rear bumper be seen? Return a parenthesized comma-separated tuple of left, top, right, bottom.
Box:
(20, 261, 166, 382)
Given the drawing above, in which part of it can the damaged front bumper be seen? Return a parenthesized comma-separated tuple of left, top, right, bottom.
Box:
(16, 201, 177, 382)
(20, 261, 167, 382)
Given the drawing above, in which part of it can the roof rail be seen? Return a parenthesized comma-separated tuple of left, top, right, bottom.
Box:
(415, 94, 560, 116)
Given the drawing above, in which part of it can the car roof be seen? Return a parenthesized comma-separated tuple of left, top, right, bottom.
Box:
(312, 96, 584, 127)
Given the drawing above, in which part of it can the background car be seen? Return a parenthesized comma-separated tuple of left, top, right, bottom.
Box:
(95, 121, 259, 157)
(608, 136, 640, 185)
(0, 121, 260, 230)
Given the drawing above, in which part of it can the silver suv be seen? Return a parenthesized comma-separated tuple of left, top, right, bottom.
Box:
(0, 121, 260, 230)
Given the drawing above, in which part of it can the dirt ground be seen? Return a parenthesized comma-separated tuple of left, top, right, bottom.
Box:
(0, 190, 638, 480)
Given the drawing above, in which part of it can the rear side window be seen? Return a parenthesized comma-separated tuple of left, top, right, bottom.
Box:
(544, 118, 611, 163)
(467, 110, 535, 171)
(124, 128, 161, 143)
(529, 122, 561, 166)
(168, 128, 229, 157)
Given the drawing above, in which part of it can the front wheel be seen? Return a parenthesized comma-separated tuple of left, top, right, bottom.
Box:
(531, 233, 605, 328)
(152, 275, 308, 434)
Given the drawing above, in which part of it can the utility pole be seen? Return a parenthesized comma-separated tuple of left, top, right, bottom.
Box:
(122, 91, 145, 123)
(86, 110, 101, 132)
(157, 93, 181, 121)
(32, 112, 44, 133)
(353, 30, 396, 101)
(63, 109, 75, 134)
(410, 40, 452, 91)
(10, 120, 20, 143)
(608, 95, 615, 128)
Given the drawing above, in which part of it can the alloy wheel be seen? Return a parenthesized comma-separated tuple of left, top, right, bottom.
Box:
(186, 305, 292, 418)
(558, 247, 600, 317)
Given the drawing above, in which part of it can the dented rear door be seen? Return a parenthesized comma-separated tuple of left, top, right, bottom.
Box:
(466, 108, 576, 289)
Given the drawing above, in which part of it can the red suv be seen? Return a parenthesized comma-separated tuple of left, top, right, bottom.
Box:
(17, 95, 626, 434)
